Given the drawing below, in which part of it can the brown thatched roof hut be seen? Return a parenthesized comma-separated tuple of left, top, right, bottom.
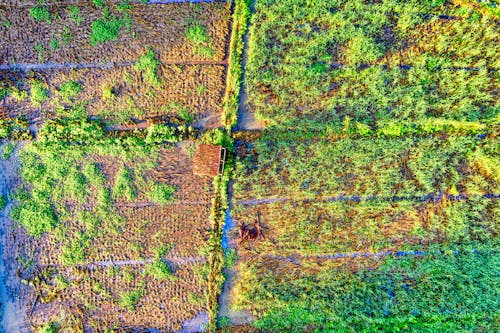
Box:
(192, 144, 225, 177)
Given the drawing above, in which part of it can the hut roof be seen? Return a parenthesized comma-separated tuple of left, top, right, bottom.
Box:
(192, 144, 224, 177)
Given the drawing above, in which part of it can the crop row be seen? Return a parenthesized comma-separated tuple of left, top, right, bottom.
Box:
(231, 243, 499, 331)
(0, 2, 230, 64)
(233, 136, 499, 201)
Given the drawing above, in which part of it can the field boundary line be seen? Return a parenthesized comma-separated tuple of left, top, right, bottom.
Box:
(263, 247, 499, 263)
(0, 60, 228, 72)
(38, 256, 206, 269)
(235, 193, 500, 206)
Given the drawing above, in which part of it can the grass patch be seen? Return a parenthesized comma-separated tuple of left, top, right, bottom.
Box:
(30, 81, 49, 107)
(133, 48, 162, 87)
(146, 183, 176, 204)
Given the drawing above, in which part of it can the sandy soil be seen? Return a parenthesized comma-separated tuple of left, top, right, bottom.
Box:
(0, 142, 31, 333)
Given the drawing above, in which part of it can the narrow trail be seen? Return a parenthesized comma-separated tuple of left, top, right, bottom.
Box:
(38, 255, 206, 270)
(217, 1, 257, 328)
(0, 60, 228, 72)
(234, 0, 262, 131)
(10, 0, 226, 8)
(235, 192, 500, 206)
(0, 143, 29, 333)
(263, 247, 499, 264)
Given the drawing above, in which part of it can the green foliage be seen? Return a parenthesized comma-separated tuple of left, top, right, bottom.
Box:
(89, 10, 131, 46)
(37, 322, 59, 333)
(10, 86, 28, 102)
(117, 289, 143, 311)
(185, 22, 214, 58)
(60, 239, 86, 265)
(133, 48, 162, 87)
(146, 183, 176, 204)
(1, 142, 16, 160)
(146, 259, 175, 281)
(59, 81, 82, 100)
(30, 81, 49, 107)
(29, 5, 52, 23)
(235, 245, 499, 331)
(112, 166, 136, 201)
(34, 43, 45, 62)
(66, 5, 83, 25)
(92, 0, 105, 8)
(49, 38, 59, 50)
(0, 194, 6, 211)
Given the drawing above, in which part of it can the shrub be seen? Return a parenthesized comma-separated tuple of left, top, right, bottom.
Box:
(147, 183, 177, 204)
(60, 241, 86, 265)
(1, 142, 16, 160)
(101, 83, 115, 101)
(89, 11, 130, 46)
(59, 81, 82, 100)
(112, 166, 136, 201)
(49, 38, 59, 50)
(118, 289, 142, 311)
(133, 48, 162, 87)
(29, 6, 51, 23)
(0, 194, 6, 210)
(185, 22, 214, 58)
(67, 5, 82, 25)
(37, 322, 59, 333)
(30, 81, 49, 107)
(10, 86, 28, 102)
(146, 259, 175, 281)
(11, 200, 58, 237)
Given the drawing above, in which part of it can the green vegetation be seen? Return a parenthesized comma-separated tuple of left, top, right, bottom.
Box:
(117, 289, 143, 311)
(133, 48, 162, 87)
(89, 9, 131, 46)
(59, 81, 82, 101)
(245, 0, 499, 132)
(185, 22, 215, 58)
(230, 0, 500, 331)
(112, 166, 136, 201)
(0, 194, 6, 211)
(234, 244, 499, 332)
(146, 183, 177, 204)
(29, 5, 52, 23)
(30, 81, 49, 107)
(66, 5, 83, 25)
(222, 0, 251, 129)
(1, 142, 16, 160)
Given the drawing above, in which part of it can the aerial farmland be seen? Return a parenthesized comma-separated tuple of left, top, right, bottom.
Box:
(0, 0, 498, 332)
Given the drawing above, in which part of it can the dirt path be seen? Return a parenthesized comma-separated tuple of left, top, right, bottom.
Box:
(234, 1, 263, 131)
(0, 60, 227, 72)
(38, 255, 206, 270)
(0, 142, 29, 333)
(235, 192, 500, 206)
(11, 0, 226, 8)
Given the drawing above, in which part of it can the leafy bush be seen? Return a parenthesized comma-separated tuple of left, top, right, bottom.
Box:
(37, 322, 59, 333)
(10, 86, 28, 102)
(185, 22, 214, 58)
(30, 81, 49, 107)
(11, 200, 57, 237)
(146, 183, 176, 204)
(146, 259, 175, 281)
(59, 81, 82, 100)
(112, 166, 136, 201)
(0, 194, 6, 211)
(89, 10, 130, 46)
(1, 142, 16, 160)
(66, 5, 82, 25)
(29, 6, 51, 23)
(118, 289, 142, 311)
(133, 48, 162, 87)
